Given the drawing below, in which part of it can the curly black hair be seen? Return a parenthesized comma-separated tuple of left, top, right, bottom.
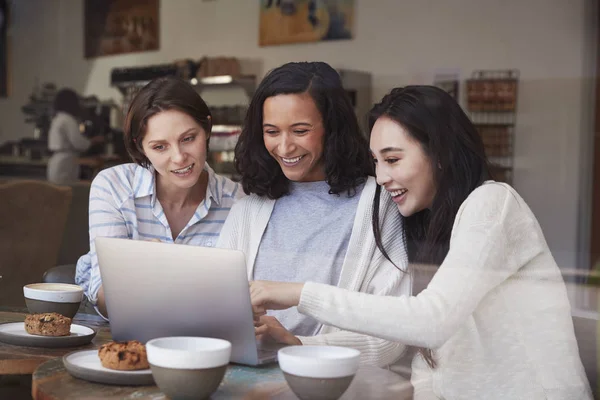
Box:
(235, 61, 373, 199)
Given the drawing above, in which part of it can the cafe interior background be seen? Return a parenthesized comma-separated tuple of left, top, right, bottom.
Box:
(0, 0, 599, 397)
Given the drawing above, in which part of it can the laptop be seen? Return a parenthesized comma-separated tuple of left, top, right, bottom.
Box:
(95, 236, 281, 366)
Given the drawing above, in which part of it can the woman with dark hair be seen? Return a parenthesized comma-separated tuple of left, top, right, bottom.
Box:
(217, 62, 409, 367)
(249, 86, 591, 399)
(47, 88, 104, 184)
(75, 77, 243, 318)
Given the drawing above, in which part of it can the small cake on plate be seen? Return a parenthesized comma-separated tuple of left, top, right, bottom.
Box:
(98, 340, 149, 370)
(24, 312, 72, 337)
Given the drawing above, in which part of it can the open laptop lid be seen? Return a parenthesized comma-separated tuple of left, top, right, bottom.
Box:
(95, 237, 261, 365)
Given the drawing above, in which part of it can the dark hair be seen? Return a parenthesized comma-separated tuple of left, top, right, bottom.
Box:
(54, 88, 82, 119)
(123, 76, 212, 168)
(370, 86, 491, 367)
(235, 61, 373, 198)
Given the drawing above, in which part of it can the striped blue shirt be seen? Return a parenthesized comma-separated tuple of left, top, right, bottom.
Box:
(75, 162, 244, 305)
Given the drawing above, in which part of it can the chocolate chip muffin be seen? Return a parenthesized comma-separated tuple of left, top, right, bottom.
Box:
(24, 312, 72, 337)
(98, 340, 149, 371)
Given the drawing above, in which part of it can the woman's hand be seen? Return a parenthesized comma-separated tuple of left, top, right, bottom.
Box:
(255, 315, 301, 345)
(97, 285, 108, 317)
(249, 281, 304, 316)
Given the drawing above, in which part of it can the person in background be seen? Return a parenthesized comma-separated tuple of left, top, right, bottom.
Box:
(217, 61, 410, 367)
(75, 77, 244, 318)
(249, 85, 592, 399)
(47, 88, 104, 184)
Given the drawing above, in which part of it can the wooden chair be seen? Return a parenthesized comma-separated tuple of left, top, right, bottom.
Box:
(0, 180, 72, 307)
(56, 181, 91, 265)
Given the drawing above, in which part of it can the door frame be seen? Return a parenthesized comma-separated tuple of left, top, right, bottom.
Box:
(589, 0, 600, 272)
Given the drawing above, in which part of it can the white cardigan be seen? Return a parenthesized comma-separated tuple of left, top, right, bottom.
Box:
(298, 182, 592, 399)
(217, 177, 411, 367)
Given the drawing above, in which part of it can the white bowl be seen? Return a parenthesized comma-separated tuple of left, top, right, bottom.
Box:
(23, 283, 83, 303)
(146, 337, 232, 400)
(279, 346, 361, 400)
(146, 337, 231, 369)
(278, 345, 360, 379)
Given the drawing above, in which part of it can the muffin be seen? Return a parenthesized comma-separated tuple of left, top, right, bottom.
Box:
(24, 312, 72, 337)
(98, 340, 150, 370)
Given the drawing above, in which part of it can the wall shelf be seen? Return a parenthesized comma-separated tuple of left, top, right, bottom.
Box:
(114, 75, 256, 98)
(466, 69, 520, 184)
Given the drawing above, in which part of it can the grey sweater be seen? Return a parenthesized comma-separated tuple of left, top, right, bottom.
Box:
(253, 180, 363, 336)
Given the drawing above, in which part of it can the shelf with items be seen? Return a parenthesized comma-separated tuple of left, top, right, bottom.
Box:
(113, 75, 256, 119)
(210, 125, 242, 154)
(192, 75, 256, 98)
(114, 75, 257, 99)
(207, 150, 239, 181)
(466, 70, 518, 112)
(466, 69, 519, 185)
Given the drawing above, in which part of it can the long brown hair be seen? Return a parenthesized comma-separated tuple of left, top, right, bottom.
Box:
(370, 86, 491, 367)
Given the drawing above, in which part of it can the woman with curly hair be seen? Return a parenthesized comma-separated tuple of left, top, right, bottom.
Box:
(217, 61, 410, 367)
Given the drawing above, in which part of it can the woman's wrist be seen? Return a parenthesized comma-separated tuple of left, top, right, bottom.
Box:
(293, 282, 305, 307)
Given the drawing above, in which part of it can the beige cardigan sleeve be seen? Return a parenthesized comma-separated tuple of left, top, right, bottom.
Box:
(296, 266, 408, 366)
(297, 184, 544, 349)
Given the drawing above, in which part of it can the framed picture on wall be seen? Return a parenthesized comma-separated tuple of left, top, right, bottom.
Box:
(84, 0, 159, 58)
(0, 0, 9, 97)
(259, 0, 355, 46)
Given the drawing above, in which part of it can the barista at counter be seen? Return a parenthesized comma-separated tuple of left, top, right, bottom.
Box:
(47, 88, 104, 184)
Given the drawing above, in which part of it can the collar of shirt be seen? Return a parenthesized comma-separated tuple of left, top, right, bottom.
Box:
(130, 163, 222, 234)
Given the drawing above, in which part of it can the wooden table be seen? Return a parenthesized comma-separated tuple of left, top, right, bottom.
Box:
(0, 310, 412, 399)
(0, 310, 110, 375)
(32, 359, 413, 400)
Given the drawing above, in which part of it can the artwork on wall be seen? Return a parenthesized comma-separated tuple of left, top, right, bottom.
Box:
(259, 0, 354, 46)
(0, 0, 8, 97)
(84, 0, 159, 58)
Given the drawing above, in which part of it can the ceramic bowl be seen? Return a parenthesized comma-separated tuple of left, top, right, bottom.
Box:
(23, 283, 83, 318)
(278, 345, 360, 400)
(146, 336, 231, 400)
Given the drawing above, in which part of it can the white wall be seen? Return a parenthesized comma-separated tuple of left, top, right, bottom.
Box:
(0, 0, 595, 269)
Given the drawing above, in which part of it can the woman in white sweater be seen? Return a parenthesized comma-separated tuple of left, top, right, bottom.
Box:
(217, 62, 410, 367)
(250, 86, 592, 399)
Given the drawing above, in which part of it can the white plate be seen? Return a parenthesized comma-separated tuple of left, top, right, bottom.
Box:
(63, 350, 154, 386)
(0, 322, 96, 348)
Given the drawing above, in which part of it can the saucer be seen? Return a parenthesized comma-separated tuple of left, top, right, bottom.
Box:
(63, 350, 154, 386)
(0, 322, 96, 348)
